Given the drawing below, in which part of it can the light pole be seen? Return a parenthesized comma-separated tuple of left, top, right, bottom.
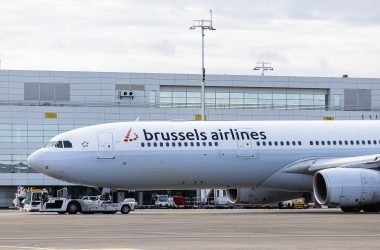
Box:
(190, 10, 215, 121)
(253, 62, 274, 76)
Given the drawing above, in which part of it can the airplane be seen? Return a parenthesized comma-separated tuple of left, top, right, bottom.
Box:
(27, 120, 380, 213)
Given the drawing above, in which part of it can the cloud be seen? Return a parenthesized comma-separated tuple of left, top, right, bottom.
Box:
(0, 0, 380, 77)
(319, 58, 330, 69)
(154, 40, 177, 56)
(251, 50, 288, 64)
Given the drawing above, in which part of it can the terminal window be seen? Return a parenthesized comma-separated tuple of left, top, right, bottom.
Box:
(24, 83, 70, 101)
(159, 86, 328, 110)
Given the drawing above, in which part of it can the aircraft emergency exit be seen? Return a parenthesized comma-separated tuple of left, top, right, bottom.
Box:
(27, 120, 380, 212)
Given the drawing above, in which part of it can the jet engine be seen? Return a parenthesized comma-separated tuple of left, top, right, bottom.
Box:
(226, 188, 303, 205)
(313, 168, 380, 211)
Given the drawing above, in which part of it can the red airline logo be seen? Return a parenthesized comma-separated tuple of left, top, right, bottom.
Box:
(124, 128, 139, 143)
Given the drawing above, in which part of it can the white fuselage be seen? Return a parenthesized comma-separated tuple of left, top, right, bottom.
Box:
(27, 120, 380, 191)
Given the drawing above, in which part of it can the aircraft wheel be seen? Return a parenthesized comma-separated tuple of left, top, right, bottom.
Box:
(57, 211, 66, 214)
(340, 206, 361, 213)
(121, 205, 131, 214)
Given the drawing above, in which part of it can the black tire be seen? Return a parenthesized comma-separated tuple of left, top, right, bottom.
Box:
(341, 206, 361, 213)
(57, 211, 66, 214)
(362, 204, 380, 213)
(67, 202, 80, 214)
(121, 205, 131, 214)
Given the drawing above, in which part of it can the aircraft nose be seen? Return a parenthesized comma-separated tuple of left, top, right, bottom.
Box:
(27, 149, 45, 172)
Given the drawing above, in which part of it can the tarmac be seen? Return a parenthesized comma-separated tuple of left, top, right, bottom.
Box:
(0, 208, 380, 250)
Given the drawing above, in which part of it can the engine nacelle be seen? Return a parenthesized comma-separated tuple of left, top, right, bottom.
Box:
(226, 188, 303, 205)
(313, 168, 380, 207)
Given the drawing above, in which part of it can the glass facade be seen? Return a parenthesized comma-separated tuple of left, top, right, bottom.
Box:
(0, 123, 81, 173)
(160, 86, 328, 110)
(160, 87, 202, 108)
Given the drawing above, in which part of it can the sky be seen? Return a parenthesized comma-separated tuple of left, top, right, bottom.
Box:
(1, 0, 380, 77)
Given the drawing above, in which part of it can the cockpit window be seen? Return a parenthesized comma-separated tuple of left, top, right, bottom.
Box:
(45, 141, 56, 148)
(63, 141, 72, 148)
(49, 140, 73, 148)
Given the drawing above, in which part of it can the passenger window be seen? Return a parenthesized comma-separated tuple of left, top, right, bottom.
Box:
(362, 140, 365, 145)
(214, 142, 218, 146)
(316, 141, 319, 146)
(153, 142, 157, 147)
(190, 142, 194, 147)
(55, 141, 63, 148)
(374, 140, 377, 145)
(268, 141, 272, 146)
(345, 141, 348, 145)
(256, 141, 260, 146)
(196, 142, 200, 147)
(166, 142, 170, 147)
(286, 141, 290, 146)
(147, 142, 151, 147)
(350, 141, 354, 145)
(298, 141, 301, 146)
(178, 142, 182, 147)
(368, 140, 371, 145)
(321, 141, 325, 146)
(141, 142, 145, 147)
(274, 141, 278, 146)
(202, 142, 206, 146)
(310, 141, 313, 146)
(160, 142, 163, 147)
(184, 142, 188, 147)
(208, 142, 212, 146)
(327, 141, 330, 145)
(172, 142, 176, 147)
(356, 140, 359, 145)
(333, 141, 336, 145)
(262, 141, 267, 146)
(292, 141, 296, 146)
(280, 141, 284, 146)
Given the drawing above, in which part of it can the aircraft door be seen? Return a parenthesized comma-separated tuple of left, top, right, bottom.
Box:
(97, 132, 115, 159)
(236, 129, 254, 157)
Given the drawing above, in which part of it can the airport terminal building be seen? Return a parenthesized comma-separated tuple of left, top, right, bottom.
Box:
(1, 69, 380, 207)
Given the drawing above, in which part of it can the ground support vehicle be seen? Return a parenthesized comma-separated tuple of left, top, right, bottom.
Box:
(280, 198, 307, 209)
(12, 186, 27, 209)
(21, 188, 49, 212)
(21, 188, 135, 214)
(154, 195, 171, 208)
(41, 198, 135, 214)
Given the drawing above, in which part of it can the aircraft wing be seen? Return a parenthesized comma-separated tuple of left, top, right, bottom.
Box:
(283, 154, 380, 175)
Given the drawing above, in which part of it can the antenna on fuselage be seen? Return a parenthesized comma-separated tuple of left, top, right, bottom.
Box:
(135, 117, 140, 122)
